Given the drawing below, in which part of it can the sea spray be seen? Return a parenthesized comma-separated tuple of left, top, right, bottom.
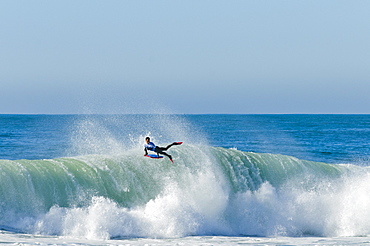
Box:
(1, 146, 370, 239)
(66, 114, 204, 157)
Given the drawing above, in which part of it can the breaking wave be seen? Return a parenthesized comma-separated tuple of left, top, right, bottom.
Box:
(1, 145, 370, 239)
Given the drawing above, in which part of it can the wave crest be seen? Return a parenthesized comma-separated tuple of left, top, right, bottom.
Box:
(1, 146, 369, 238)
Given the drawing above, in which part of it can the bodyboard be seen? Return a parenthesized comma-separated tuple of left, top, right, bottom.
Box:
(145, 154, 163, 159)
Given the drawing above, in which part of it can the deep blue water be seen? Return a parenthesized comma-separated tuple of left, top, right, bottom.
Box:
(190, 114, 370, 164)
(0, 114, 369, 164)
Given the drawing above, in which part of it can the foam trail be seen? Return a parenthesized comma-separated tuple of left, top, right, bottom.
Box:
(1, 146, 370, 239)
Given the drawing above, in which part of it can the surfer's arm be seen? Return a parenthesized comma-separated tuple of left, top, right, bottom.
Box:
(144, 148, 148, 156)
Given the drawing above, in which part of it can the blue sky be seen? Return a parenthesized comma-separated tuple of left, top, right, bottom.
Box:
(1, 0, 369, 114)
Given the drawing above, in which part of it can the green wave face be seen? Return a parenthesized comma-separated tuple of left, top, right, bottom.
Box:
(0, 146, 368, 238)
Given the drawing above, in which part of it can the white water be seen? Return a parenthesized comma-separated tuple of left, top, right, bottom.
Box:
(3, 232, 370, 246)
(2, 145, 370, 243)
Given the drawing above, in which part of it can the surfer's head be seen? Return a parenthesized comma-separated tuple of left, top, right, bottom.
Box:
(145, 137, 150, 143)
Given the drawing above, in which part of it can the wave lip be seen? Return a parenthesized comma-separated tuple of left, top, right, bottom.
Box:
(1, 146, 369, 239)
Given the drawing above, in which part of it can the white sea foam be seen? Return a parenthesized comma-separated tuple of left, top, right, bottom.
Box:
(2, 147, 370, 240)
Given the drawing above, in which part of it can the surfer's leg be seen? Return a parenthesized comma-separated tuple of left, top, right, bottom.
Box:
(164, 142, 180, 150)
(155, 147, 167, 156)
(155, 149, 172, 162)
(157, 143, 181, 151)
(161, 152, 173, 161)
(155, 147, 166, 152)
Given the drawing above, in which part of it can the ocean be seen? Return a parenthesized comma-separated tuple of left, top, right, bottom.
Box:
(1, 114, 370, 245)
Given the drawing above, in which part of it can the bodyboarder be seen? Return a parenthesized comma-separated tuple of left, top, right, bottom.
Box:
(144, 137, 182, 163)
